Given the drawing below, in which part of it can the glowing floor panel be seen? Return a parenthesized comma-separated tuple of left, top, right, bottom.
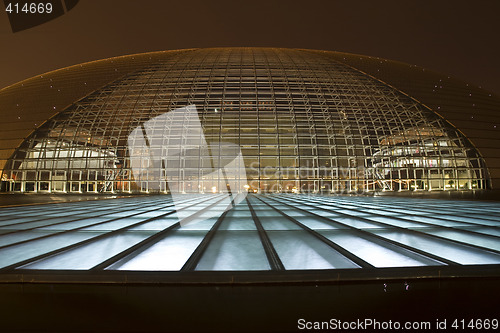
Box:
(0, 194, 499, 271)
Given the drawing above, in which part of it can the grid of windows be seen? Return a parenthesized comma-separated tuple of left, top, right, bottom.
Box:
(0, 194, 499, 271)
(2, 48, 488, 193)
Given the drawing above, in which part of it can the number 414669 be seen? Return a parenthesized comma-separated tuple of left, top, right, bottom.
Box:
(452, 319, 498, 330)
(5, 2, 53, 14)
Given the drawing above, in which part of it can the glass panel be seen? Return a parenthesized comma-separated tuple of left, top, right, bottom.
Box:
(259, 216, 303, 230)
(177, 217, 218, 230)
(38, 217, 116, 230)
(318, 230, 442, 267)
(0, 230, 59, 247)
(218, 216, 256, 231)
(133, 210, 175, 218)
(110, 230, 207, 271)
(285, 210, 309, 217)
(266, 230, 359, 269)
(0, 231, 102, 268)
(364, 216, 425, 228)
(332, 210, 370, 217)
(225, 210, 252, 218)
(435, 215, 500, 226)
(399, 215, 473, 227)
(355, 209, 401, 216)
(253, 209, 282, 217)
(371, 230, 500, 265)
(196, 231, 270, 270)
(128, 217, 179, 231)
(0, 218, 78, 230)
(293, 217, 342, 230)
(470, 227, 500, 237)
(331, 217, 382, 229)
(81, 217, 146, 231)
(468, 214, 500, 221)
(20, 232, 152, 270)
(0, 216, 42, 224)
(307, 210, 338, 217)
(438, 215, 499, 224)
(418, 229, 500, 252)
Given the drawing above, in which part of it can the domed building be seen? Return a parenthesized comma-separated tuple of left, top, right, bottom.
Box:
(1, 48, 500, 332)
(0, 48, 498, 194)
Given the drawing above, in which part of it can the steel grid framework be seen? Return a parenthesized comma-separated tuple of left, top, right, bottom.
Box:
(2, 48, 488, 193)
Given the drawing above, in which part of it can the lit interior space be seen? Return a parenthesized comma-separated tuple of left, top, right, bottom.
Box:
(1, 194, 499, 272)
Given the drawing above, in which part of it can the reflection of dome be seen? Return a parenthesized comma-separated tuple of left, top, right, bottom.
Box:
(0, 48, 498, 194)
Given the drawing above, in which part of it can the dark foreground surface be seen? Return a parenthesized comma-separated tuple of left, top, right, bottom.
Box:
(1, 267, 499, 332)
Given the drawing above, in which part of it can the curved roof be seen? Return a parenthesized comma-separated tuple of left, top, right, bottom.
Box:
(1, 47, 499, 187)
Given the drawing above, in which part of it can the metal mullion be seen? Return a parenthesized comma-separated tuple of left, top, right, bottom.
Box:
(309, 196, 496, 228)
(0, 199, 169, 231)
(301, 196, 500, 252)
(346, 199, 500, 226)
(252, 195, 374, 268)
(140, 51, 196, 192)
(346, 201, 500, 239)
(272, 195, 461, 265)
(441, 205, 500, 214)
(271, 50, 301, 190)
(0, 195, 203, 251)
(245, 197, 284, 271)
(2, 195, 222, 271)
(267, 195, 457, 265)
(180, 207, 231, 271)
(0, 197, 180, 241)
(90, 222, 180, 271)
(0, 205, 128, 228)
(93, 194, 232, 270)
(276, 195, 499, 259)
(413, 210, 500, 224)
(326, 51, 484, 192)
(453, 205, 500, 215)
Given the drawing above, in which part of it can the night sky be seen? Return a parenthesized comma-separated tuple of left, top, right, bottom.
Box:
(1, 0, 500, 96)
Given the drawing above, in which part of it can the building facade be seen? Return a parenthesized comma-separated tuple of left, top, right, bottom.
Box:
(1, 48, 498, 194)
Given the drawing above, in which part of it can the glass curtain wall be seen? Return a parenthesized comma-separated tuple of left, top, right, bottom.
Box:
(2, 48, 487, 193)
